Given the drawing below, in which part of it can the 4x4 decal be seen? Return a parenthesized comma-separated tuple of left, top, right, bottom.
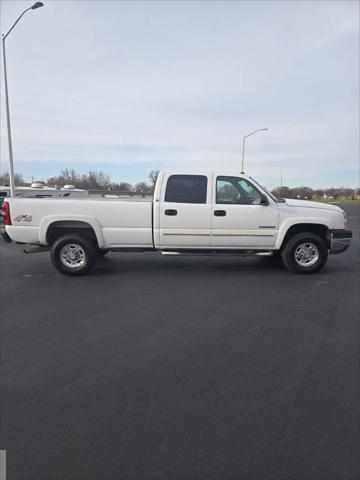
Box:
(14, 214, 32, 222)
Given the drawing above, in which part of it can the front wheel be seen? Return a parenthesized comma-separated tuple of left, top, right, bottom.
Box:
(281, 232, 328, 274)
(50, 234, 97, 276)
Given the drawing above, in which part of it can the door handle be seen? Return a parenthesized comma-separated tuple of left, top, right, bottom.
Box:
(214, 210, 226, 216)
(165, 209, 178, 216)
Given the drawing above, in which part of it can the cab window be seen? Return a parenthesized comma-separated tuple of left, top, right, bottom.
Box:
(165, 175, 208, 204)
(216, 176, 263, 205)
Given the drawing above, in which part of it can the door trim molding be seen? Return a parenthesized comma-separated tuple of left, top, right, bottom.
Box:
(161, 228, 276, 237)
(161, 229, 211, 236)
(212, 229, 276, 236)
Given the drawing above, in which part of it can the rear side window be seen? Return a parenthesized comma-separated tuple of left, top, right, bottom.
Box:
(165, 175, 208, 204)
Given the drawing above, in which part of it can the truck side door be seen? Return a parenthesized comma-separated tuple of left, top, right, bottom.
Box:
(211, 175, 279, 248)
(156, 173, 212, 248)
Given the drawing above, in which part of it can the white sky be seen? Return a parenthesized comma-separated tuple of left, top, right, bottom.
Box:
(1, 0, 359, 188)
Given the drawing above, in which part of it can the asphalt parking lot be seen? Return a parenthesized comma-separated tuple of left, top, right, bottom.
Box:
(1, 203, 359, 480)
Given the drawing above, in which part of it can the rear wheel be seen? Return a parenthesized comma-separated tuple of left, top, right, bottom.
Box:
(50, 234, 97, 276)
(281, 232, 328, 274)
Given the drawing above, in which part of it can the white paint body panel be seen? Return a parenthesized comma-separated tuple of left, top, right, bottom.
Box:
(6, 197, 153, 248)
(5, 171, 346, 251)
(275, 200, 345, 249)
(211, 204, 279, 248)
(157, 172, 212, 247)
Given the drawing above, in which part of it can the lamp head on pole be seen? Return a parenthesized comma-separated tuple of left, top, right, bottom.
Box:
(31, 2, 44, 9)
(241, 127, 269, 174)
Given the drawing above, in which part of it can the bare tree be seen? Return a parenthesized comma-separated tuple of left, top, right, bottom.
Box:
(148, 170, 160, 189)
(135, 181, 152, 193)
(85, 171, 111, 190)
(47, 170, 111, 190)
(110, 182, 133, 192)
(47, 169, 82, 187)
(272, 186, 293, 198)
(0, 172, 25, 185)
(3, 168, 358, 200)
(271, 186, 357, 200)
(313, 189, 325, 198)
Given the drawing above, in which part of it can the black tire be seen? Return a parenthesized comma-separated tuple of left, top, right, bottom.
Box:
(98, 248, 110, 257)
(50, 234, 97, 276)
(281, 232, 328, 274)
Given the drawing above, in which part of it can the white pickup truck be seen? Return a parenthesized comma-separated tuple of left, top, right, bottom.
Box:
(2, 171, 352, 275)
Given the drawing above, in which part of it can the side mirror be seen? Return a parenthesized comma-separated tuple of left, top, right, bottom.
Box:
(260, 194, 269, 206)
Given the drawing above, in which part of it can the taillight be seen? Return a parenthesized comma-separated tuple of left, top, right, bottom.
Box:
(2, 201, 11, 225)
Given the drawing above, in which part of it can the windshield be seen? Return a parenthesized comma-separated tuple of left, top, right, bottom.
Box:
(249, 177, 284, 203)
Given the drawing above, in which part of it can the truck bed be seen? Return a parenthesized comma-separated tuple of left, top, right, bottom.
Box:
(6, 197, 154, 248)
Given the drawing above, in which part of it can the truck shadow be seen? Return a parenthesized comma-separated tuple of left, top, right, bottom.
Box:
(92, 254, 351, 277)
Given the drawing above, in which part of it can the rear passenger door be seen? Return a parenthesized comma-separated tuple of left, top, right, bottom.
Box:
(158, 174, 212, 247)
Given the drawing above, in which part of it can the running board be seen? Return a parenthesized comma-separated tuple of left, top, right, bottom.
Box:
(23, 245, 50, 254)
(110, 247, 153, 252)
(160, 250, 274, 257)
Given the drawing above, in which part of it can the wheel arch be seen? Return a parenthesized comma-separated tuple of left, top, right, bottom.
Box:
(277, 221, 331, 250)
(40, 215, 104, 248)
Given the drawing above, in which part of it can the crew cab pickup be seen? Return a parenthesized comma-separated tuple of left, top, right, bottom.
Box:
(2, 171, 352, 275)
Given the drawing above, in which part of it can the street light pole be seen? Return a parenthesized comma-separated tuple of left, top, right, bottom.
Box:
(1, 2, 44, 197)
(2, 38, 16, 197)
(241, 128, 268, 174)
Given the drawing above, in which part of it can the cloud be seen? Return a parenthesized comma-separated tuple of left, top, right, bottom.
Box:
(1, 0, 358, 187)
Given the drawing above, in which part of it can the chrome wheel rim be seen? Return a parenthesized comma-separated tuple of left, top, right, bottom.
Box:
(60, 243, 86, 268)
(294, 242, 319, 267)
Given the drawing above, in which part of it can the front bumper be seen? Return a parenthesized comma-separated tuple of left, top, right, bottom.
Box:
(329, 229, 352, 254)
